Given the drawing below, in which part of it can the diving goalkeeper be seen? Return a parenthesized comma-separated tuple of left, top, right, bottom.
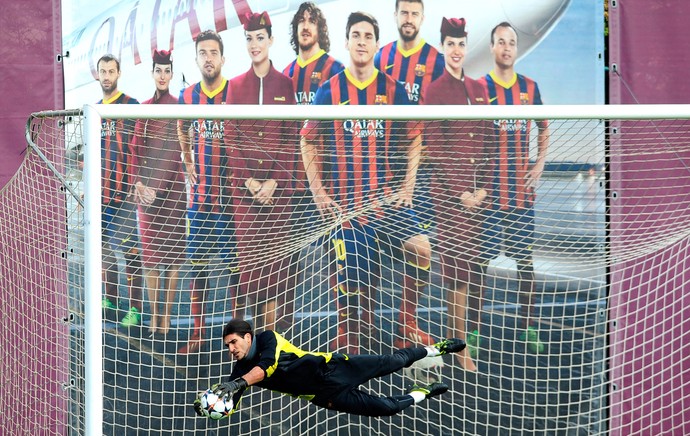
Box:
(194, 318, 465, 417)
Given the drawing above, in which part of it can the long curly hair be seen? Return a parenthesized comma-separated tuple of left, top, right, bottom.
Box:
(289, 2, 331, 54)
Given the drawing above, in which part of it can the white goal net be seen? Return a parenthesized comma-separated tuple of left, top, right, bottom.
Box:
(4, 104, 690, 435)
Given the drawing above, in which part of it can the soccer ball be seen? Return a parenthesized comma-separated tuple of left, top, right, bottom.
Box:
(199, 388, 233, 420)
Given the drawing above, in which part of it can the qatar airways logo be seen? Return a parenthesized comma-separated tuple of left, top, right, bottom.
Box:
(296, 91, 316, 105)
(342, 119, 385, 139)
(101, 120, 118, 137)
(404, 82, 421, 102)
(495, 119, 529, 133)
(193, 120, 225, 140)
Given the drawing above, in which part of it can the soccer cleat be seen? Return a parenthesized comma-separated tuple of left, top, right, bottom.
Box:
(466, 330, 480, 359)
(432, 338, 466, 355)
(330, 325, 359, 355)
(520, 326, 545, 354)
(409, 382, 449, 400)
(398, 319, 435, 346)
(102, 298, 118, 322)
(120, 306, 141, 327)
(102, 298, 116, 310)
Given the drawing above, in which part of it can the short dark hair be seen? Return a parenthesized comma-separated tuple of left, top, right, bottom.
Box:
(346, 11, 379, 42)
(195, 29, 224, 56)
(152, 61, 173, 72)
(395, 0, 424, 11)
(246, 26, 273, 39)
(490, 21, 517, 46)
(290, 2, 331, 54)
(222, 318, 253, 339)
(97, 54, 120, 72)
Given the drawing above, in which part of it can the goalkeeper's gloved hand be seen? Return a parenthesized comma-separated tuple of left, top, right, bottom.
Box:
(193, 397, 204, 416)
(212, 377, 248, 397)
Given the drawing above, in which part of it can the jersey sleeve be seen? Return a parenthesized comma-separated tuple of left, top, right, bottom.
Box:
(373, 49, 382, 71)
(226, 331, 279, 412)
(331, 59, 346, 76)
(432, 54, 445, 81)
(532, 82, 549, 129)
(300, 85, 330, 141)
(177, 89, 193, 132)
(255, 332, 280, 376)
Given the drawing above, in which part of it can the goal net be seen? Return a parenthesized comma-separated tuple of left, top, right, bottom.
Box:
(6, 104, 690, 435)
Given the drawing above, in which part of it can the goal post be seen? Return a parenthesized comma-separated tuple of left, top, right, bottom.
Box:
(11, 103, 690, 435)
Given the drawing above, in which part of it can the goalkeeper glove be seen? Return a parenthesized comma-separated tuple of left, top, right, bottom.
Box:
(212, 377, 248, 397)
(193, 397, 204, 417)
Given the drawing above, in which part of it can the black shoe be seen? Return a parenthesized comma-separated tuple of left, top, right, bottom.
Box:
(409, 382, 449, 399)
(432, 338, 466, 355)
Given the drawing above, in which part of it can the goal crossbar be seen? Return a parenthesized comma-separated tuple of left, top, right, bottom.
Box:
(83, 103, 690, 121)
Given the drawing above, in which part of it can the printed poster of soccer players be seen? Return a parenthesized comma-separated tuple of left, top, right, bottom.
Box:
(62, 0, 606, 354)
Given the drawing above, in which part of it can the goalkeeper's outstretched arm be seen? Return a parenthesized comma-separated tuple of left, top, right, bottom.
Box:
(214, 366, 265, 396)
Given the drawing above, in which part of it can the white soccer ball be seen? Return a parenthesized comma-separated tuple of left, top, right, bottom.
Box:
(199, 388, 233, 420)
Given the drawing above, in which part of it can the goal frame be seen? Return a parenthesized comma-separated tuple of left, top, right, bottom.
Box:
(79, 102, 690, 435)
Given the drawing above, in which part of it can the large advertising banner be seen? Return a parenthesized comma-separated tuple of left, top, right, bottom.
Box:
(60, 0, 606, 282)
(58, 1, 610, 433)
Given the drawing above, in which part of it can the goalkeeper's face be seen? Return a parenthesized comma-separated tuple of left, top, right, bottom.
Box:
(223, 332, 252, 361)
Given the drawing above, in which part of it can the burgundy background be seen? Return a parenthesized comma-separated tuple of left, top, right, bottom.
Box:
(0, 0, 67, 433)
(608, 0, 690, 434)
(0, 2, 64, 187)
(0, 0, 688, 434)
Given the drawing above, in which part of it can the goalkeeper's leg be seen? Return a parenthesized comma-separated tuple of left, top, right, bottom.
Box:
(315, 382, 448, 416)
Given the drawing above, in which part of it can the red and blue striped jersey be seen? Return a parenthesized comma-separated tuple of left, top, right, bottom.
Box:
(178, 79, 231, 212)
(374, 40, 445, 104)
(282, 50, 345, 105)
(98, 92, 139, 205)
(301, 69, 419, 222)
(478, 71, 549, 210)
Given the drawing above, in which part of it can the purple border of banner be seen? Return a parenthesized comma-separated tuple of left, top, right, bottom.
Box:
(609, 1, 690, 434)
(0, 0, 66, 433)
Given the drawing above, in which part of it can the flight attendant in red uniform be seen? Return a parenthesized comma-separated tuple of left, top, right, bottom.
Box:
(132, 49, 186, 336)
(421, 17, 493, 371)
(226, 11, 298, 333)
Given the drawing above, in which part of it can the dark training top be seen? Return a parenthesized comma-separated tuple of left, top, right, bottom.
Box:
(228, 331, 334, 410)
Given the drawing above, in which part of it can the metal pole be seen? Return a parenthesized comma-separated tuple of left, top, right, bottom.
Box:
(82, 104, 103, 436)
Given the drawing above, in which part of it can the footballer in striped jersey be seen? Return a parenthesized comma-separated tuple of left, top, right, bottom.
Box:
(476, 22, 551, 354)
(301, 11, 434, 354)
(96, 54, 143, 328)
(177, 30, 237, 354)
(374, 0, 445, 239)
(283, 2, 345, 105)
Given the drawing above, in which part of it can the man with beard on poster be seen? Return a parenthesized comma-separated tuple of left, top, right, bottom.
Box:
(280, 2, 346, 334)
(96, 54, 143, 329)
(177, 30, 238, 354)
(283, 1, 345, 105)
(374, 2, 445, 342)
